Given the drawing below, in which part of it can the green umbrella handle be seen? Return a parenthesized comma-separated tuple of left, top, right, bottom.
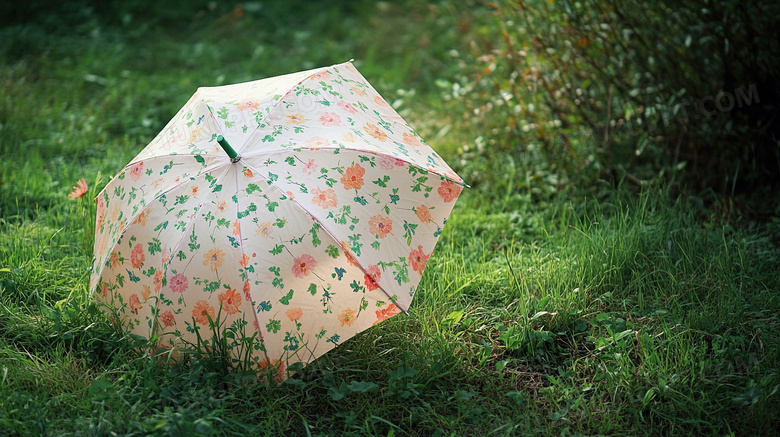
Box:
(217, 135, 241, 163)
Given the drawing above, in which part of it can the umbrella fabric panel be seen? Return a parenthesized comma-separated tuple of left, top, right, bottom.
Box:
(243, 149, 462, 311)
(92, 156, 232, 334)
(130, 95, 225, 164)
(197, 67, 318, 151)
(237, 62, 463, 185)
(234, 170, 400, 364)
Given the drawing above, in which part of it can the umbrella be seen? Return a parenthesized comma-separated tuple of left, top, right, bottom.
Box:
(90, 61, 464, 381)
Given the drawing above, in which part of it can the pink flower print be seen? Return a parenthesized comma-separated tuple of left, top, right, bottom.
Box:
(292, 254, 316, 278)
(302, 159, 318, 176)
(128, 162, 144, 182)
(305, 136, 330, 150)
(437, 180, 462, 203)
(130, 244, 145, 269)
(311, 187, 337, 209)
(96, 196, 106, 229)
(364, 265, 381, 291)
(169, 273, 189, 293)
(236, 98, 259, 111)
(337, 100, 358, 114)
(377, 155, 406, 170)
(409, 245, 430, 275)
(318, 111, 341, 126)
(311, 70, 331, 81)
(243, 281, 252, 301)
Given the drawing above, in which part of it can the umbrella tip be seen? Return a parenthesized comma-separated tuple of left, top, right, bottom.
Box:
(217, 135, 241, 163)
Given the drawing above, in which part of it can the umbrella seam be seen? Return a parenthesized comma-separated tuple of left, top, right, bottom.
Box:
(231, 165, 267, 361)
(241, 160, 410, 315)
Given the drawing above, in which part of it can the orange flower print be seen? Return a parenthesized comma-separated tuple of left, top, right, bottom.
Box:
(239, 253, 250, 268)
(402, 132, 422, 147)
(141, 285, 152, 301)
(256, 222, 273, 238)
(203, 248, 225, 272)
(311, 70, 331, 81)
(437, 180, 462, 203)
(160, 310, 175, 327)
(192, 300, 215, 326)
(286, 307, 303, 321)
(187, 127, 203, 144)
(374, 95, 391, 109)
(132, 210, 148, 226)
(68, 178, 88, 199)
(292, 254, 316, 278)
(409, 245, 430, 275)
(257, 358, 285, 384)
(109, 251, 121, 268)
(128, 162, 144, 182)
(305, 136, 330, 149)
(311, 188, 337, 209)
(364, 265, 381, 291)
(341, 163, 365, 190)
(243, 280, 251, 301)
(99, 282, 109, 298)
(363, 122, 387, 142)
(215, 200, 227, 213)
(341, 132, 356, 143)
(373, 303, 401, 325)
(415, 205, 432, 223)
(169, 273, 189, 293)
(368, 215, 393, 238)
(243, 167, 254, 177)
(338, 308, 358, 326)
(286, 112, 305, 124)
(318, 111, 341, 126)
(191, 185, 199, 198)
(153, 270, 163, 292)
(337, 100, 358, 114)
(128, 294, 141, 315)
(236, 98, 259, 111)
(218, 288, 242, 315)
(232, 220, 240, 236)
(131, 243, 145, 269)
(350, 86, 366, 96)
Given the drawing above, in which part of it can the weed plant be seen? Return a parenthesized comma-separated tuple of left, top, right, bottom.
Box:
(1, 1, 779, 436)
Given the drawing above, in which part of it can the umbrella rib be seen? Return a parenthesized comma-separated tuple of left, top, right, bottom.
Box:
(240, 147, 467, 187)
(231, 165, 266, 353)
(241, 159, 411, 316)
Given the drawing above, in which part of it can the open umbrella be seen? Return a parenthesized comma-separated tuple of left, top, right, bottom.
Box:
(90, 61, 464, 380)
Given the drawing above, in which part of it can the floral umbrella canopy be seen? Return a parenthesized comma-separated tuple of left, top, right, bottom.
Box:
(91, 61, 464, 380)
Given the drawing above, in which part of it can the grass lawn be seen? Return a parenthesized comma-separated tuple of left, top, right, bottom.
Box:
(1, 2, 779, 436)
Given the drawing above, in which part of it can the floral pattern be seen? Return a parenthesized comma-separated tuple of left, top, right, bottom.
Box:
(90, 61, 464, 381)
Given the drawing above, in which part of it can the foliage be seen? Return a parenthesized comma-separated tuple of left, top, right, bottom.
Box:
(445, 0, 780, 209)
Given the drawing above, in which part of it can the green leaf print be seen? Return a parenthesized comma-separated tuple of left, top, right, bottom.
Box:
(266, 319, 281, 334)
(308, 283, 318, 295)
(325, 245, 339, 258)
(279, 289, 294, 305)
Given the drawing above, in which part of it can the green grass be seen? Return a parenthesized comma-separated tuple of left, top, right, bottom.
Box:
(2, 2, 779, 436)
